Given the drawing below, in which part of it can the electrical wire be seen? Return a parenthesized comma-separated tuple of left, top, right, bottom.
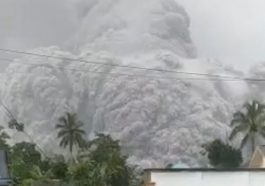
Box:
(0, 48, 246, 80)
(0, 48, 265, 82)
(2, 60, 262, 82)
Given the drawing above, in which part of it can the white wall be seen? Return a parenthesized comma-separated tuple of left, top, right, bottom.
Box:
(151, 171, 265, 186)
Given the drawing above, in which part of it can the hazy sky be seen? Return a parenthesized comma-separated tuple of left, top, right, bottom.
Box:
(178, 0, 265, 68)
(0, 0, 265, 69)
(0, 0, 77, 49)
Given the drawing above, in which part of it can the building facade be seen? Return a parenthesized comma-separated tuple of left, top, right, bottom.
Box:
(144, 169, 265, 186)
(249, 146, 265, 168)
(144, 146, 265, 186)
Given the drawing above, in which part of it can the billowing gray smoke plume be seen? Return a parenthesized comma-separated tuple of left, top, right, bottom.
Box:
(0, 0, 255, 167)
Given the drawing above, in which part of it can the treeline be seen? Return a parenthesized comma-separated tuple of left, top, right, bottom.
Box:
(4, 99, 265, 185)
(203, 100, 265, 168)
(1, 112, 142, 186)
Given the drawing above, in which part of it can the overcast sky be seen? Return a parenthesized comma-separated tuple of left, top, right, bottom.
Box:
(0, 0, 77, 49)
(0, 0, 265, 69)
(178, 0, 265, 68)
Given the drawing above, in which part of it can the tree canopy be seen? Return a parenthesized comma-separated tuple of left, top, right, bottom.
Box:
(56, 112, 86, 154)
(203, 139, 242, 168)
(229, 100, 265, 153)
(72, 133, 139, 186)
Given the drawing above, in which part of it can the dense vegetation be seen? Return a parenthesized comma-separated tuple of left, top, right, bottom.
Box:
(2, 100, 265, 184)
(202, 139, 242, 168)
(229, 100, 265, 153)
(203, 100, 265, 168)
(0, 112, 142, 186)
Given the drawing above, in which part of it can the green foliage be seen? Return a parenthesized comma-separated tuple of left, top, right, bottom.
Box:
(31, 180, 65, 186)
(49, 160, 68, 180)
(3, 114, 142, 186)
(4, 133, 142, 186)
(71, 134, 138, 186)
(128, 166, 143, 186)
(86, 134, 130, 186)
(10, 142, 43, 180)
(69, 160, 107, 186)
(10, 143, 69, 184)
(84, 134, 121, 162)
(56, 113, 86, 154)
(8, 118, 24, 132)
(230, 100, 265, 153)
(30, 165, 53, 181)
(21, 178, 34, 186)
(12, 142, 42, 165)
(8, 118, 47, 158)
(203, 139, 242, 168)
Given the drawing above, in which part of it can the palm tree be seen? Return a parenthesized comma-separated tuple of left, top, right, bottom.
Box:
(229, 100, 265, 153)
(56, 112, 86, 158)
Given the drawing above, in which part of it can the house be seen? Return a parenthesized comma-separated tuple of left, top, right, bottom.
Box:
(249, 145, 265, 168)
(144, 168, 265, 186)
(144, 147, 265, 186)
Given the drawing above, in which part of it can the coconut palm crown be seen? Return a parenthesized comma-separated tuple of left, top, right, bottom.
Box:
(56, 112, 86, 153)
(229, 100, 265, 153)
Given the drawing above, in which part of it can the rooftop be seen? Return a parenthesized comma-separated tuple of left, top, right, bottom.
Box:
(145, 168, 265, 172)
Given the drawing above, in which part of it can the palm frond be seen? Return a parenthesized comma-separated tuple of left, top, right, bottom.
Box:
(55, 124, 65, 129)
(229, 124, 249, 140)
(56, 112, 87, 151)
(72, 129, 86, 135)
(240, 133, 250, 149)
(256, 101, 265, 113)
(58, 117, 68, 125)
(59, 137, 69, 148)
(230, 100, 265, 149)
(231, 112, 247, 127)
(259, 130, 265, 139)
(255, 114, 265, 128)
(57, 130, 69, 138)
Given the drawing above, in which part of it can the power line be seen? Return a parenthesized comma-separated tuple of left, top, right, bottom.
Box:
(1, 48, 265, 82)
(0, 99, 48, 157)
(4, 63, 234, 82)
(0, 48, 245, 80)
(0, 100, 15, 119)
(0, 58, 245, 82)
(3, 61, 265, 83)
(2, 58, 265, 83)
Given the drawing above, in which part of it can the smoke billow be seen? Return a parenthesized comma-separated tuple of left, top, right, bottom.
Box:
(0, 0, 254, 167)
